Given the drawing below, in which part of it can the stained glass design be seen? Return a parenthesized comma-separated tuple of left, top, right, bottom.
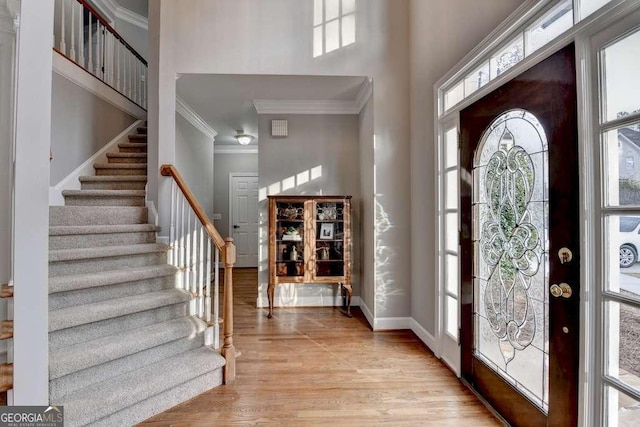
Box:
(473, 109, 549, 411)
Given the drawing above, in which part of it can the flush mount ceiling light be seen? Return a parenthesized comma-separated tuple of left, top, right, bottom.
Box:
(234, 130, 253, 145)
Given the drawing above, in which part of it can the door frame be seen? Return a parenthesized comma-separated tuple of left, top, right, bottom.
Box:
(435, 1, 640, 424)
(228, 172, 259, 265)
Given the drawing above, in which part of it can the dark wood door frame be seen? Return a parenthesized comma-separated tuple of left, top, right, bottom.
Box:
(460, 43, 580, 426)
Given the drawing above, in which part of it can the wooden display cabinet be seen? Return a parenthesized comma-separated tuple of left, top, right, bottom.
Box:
(267, 195, 352, 318)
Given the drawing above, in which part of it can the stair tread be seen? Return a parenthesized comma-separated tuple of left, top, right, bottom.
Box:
(56, 347, 224, 426)
(50, 316, 206, 379)
(49, 289, 191, 332)
(62, 189, 146, 197)
(117, 142, 147, 147)
(49, 264, 176, 294)
(50, 224, 159, 236)
(50, 243, 168, 262)
(79, 175, 147, 182)
(94, 163, 147, 169)
(106, 152, 147, 158)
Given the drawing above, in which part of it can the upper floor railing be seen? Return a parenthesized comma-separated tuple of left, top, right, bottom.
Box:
(53, 0, 147, 109)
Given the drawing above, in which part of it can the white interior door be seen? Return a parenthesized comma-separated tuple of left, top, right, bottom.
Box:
(229, 174, 259, 268)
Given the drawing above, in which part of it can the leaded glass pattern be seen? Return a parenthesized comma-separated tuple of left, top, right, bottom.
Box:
(473, 109, 549, 411)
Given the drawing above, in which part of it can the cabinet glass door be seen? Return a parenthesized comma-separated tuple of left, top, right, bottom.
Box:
(275, 202, 305, 277)
(315, 202, 345, 277)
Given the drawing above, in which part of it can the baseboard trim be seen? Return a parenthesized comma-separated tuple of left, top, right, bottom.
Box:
(256, 294, 360, 309)
(410, 318, 438, 354)
(49, 120, 143, 206)
(359, 300, 374, 329)
(372, 316, 412, 331)
(157, 234, 169, 246)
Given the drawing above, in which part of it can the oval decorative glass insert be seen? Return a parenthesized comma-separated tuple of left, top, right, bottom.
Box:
(473, 109, 549, 411)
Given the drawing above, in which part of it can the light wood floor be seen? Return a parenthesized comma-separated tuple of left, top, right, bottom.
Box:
(140, 268, 500, 426)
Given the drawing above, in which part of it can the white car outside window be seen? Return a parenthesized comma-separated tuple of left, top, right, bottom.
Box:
(619, 216, 640, 268)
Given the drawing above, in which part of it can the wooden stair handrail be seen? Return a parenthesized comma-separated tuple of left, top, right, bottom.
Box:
(160, 164, 226, 251)
(0, 363, 12, 392)
(161, 164, 237, 383)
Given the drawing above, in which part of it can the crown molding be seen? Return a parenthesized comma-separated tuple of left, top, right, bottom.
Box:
(253, 99, 361, 115)
(90, 0, 148, 29)
(176, 96, 217, 140)
(355, 77, 373, 112)
(214, 145, 259, 154)
(116, 6, 147, 30)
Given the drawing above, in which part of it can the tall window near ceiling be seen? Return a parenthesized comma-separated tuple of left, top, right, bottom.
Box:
(313, 0, 356, 58)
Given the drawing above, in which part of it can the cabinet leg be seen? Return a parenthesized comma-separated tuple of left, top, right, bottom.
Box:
(342, 283, 353, 318)
(267, 283, 275, 319)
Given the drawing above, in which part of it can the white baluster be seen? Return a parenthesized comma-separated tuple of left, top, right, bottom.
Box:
(115, 42, 120, 92)
(59, 0, 66, 54)
(185, 204, 192, 293)
(109, 34, 115, 85)
(170, 182, 176, 267)
(122, 48, 128, 97)
(214, 246, 220, 348)
(78, 3, 84, 68)
(198, 227, 205, 318)
(180, 195, 186, 290)
(143, 66, 147, 108)
(87, 15, 93, 73)
(69, 0, 75, 61)
(206, 239, 212, 324)
(192, 213, 198, 298)
(133, 59, 138, 104)
(94, 22, 100, 76)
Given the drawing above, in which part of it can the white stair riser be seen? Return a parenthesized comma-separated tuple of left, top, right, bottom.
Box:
(50, 332, 205, 400)
(50, 207, 148, 226)
(49, 303, 189, 350)
(49, 275, 176, 310)
(50, 230, 156, 250)
(49, 251, 168, 277)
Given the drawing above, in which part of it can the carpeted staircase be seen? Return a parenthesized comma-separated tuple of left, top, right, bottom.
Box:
(48, 124, 225, 426)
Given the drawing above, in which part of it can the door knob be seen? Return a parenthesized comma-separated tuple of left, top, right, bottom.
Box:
(233, 225, 240, 229)
(550, 283, 572, 298)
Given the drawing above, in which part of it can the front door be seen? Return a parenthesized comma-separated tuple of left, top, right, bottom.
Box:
(230, 174, 259, 268)
(460, 44, 580, 425)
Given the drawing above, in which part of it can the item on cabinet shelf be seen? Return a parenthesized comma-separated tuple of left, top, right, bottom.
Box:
(282, 226, 302, 241)
(280, 205, 304, 220)
(289, 245, 299, 261)
(319, 223, 334, 240)
(277, 263, 287, 276)
(317, 246, 330, 260)
(317, 205, 337, 220)
(296, 263, 305, 276)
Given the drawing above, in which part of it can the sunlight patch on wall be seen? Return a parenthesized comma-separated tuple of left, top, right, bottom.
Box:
(259, 165, 324, 201)
(313, 0, 356, 58)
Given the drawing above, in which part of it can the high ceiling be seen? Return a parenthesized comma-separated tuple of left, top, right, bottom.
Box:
(176, 74, 369, 146)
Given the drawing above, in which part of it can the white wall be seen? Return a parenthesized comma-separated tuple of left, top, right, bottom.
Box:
(149, 0, 411, 320)
(408, 0, 525, 336)
(175, 112, 214, 220)
(358, 94, 375, 317)
(0, 0, 17, 364)
(213, 152, 258, 238)
(50, 72, 136, 185)
(258, 113, 361, 306)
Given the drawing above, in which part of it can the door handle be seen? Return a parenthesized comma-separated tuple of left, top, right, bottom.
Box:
(233, 225, 240, 229)
(550, 283, 572, 298)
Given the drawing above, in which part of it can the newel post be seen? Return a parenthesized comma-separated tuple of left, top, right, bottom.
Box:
(221, 237, 236, 383)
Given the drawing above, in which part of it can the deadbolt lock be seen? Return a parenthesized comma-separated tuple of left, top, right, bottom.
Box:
(550, 283, 572, 299)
